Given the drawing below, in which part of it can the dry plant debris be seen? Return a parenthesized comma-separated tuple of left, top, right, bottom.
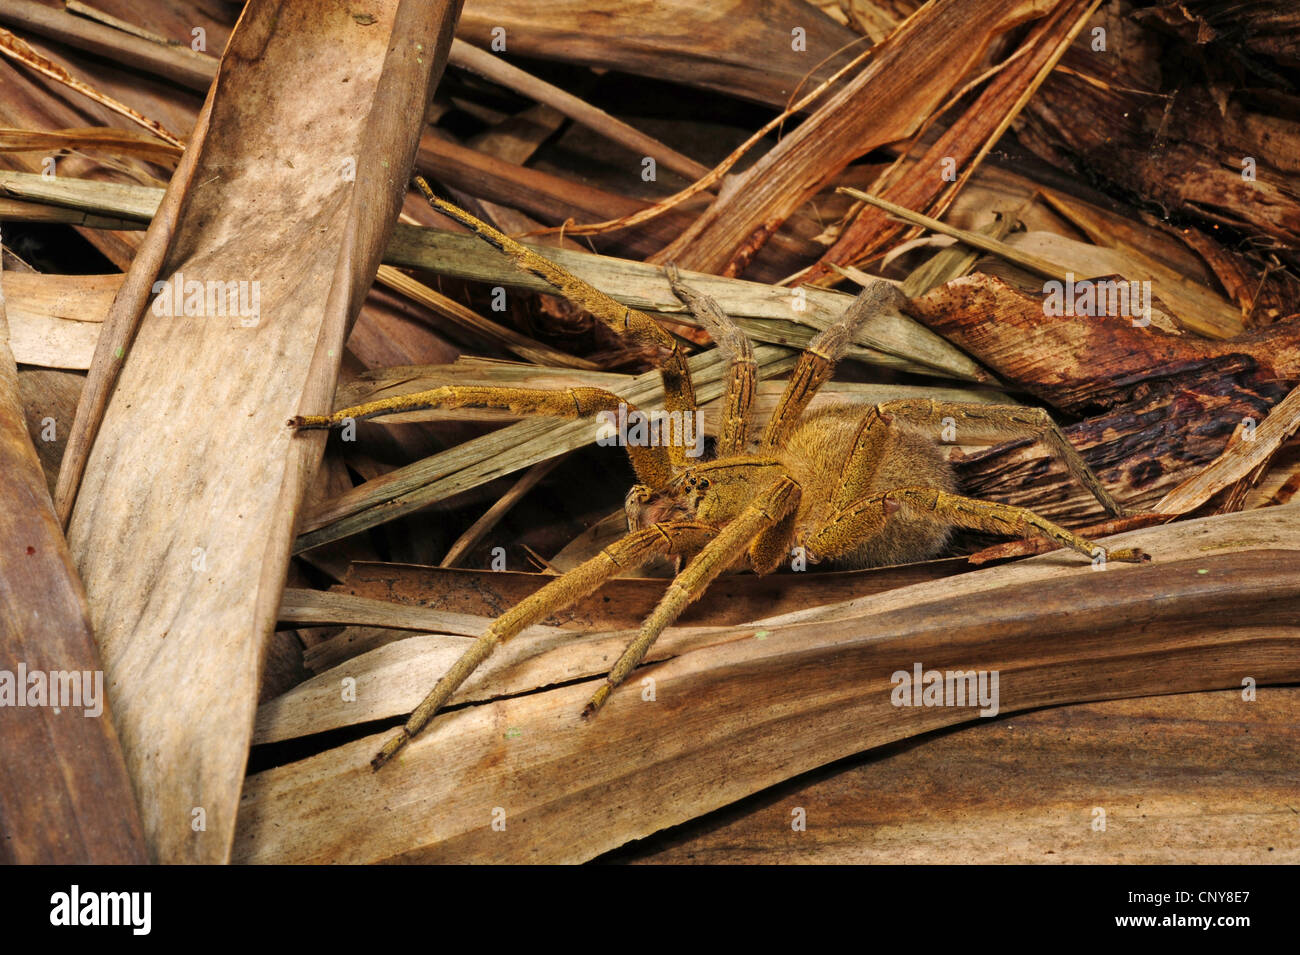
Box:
(0, 0, 1296, 867)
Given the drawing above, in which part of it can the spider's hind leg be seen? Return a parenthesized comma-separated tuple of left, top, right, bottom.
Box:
(804, 485, 1148, 568)
(871, 399, 1126, 518)
(884, 486, 1148, 562)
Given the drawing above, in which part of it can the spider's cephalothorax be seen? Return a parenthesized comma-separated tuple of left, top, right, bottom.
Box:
(289, 180, 1148, 770)
(627, 413, 957, 573)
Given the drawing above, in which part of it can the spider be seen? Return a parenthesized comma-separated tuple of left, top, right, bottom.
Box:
(290, 177, 1149, 770)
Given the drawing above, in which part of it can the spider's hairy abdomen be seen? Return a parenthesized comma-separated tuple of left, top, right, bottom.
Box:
(781, 404, 958, 569)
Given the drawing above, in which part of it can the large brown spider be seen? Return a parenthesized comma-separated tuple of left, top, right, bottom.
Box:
(290, 177, 1148, 770)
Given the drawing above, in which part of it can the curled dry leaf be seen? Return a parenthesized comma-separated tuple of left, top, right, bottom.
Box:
(59, 0, 463, 864)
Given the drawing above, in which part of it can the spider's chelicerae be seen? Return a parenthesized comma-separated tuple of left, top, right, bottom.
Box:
(290, 177, 1149, 769)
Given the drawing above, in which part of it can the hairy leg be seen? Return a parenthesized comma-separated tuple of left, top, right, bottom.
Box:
(289, 383, 674, 489)
(583, 474, 801, 716)
(371, 520, 716, 770)
(414, 176, 698, 468)
(870, 399, 1125, 516)
(760, 280, 903, 450)
(665, 263, 756, 456)
(827, 400, 1123, 518)
(805, 484, 1148, 565)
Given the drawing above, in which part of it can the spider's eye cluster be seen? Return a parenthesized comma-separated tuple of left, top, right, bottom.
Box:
(685, 475, 710, 491)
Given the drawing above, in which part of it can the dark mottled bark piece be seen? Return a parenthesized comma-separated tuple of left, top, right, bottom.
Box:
(1134, 0, 1300, 69)
(1018, 36, 1300, 265)
(905, 273, 1300, 414)
(958, 360, 1289, 524)
(907, 274, 1297, 522)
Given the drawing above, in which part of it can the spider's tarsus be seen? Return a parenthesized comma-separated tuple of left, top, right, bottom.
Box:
(370, 729, 410, 771)
(1106, 547, 1151, 563)
(582, 684, 613, 718)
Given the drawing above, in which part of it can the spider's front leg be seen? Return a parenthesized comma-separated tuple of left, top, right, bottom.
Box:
(370, 520, 715, 770)
(584, 474, 801, 716)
